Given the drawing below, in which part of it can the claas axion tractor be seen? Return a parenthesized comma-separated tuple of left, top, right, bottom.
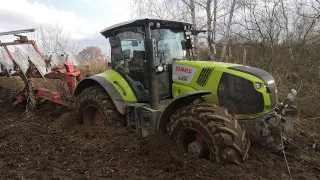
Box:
(74, 19, 298, 165)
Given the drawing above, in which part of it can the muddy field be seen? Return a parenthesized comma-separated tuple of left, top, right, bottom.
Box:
(0, 87, 319, 180)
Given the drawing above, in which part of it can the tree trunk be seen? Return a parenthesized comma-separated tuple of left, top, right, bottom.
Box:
(190, 0, 198, 59)
(220, 0, 236, 62)
(212, 0, 218, 60)
(228, 43, 232, 62)
(206, 0, 214, 60)
(242, 47, 247, 65)
(280, 0, 294, 62)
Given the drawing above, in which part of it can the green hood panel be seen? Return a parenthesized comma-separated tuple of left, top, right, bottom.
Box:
(174, 60, 240, 68)
(172, 60, 278, 119)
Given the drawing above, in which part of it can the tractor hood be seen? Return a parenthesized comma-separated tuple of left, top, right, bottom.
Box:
(172, 60, 278, 117)
(173, 60, 274, 85)
(174, 60, 239, 68)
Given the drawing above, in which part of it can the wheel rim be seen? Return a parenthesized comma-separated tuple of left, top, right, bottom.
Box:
(83, 105, 106, 127)
(178, 128, 210, 159)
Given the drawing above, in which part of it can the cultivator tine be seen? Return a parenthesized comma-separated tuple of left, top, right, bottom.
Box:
(26, 45, 48, 79)
(0, 47, 15, 77)
(11, 46, 29, 78)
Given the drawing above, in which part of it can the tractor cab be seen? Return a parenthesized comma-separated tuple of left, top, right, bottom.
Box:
(101, 19, 194, 104)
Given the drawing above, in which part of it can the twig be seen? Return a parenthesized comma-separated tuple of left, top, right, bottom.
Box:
(284, 137, 320, 162)
(300, 116, 320, 121)
(281, 132, 293, 180)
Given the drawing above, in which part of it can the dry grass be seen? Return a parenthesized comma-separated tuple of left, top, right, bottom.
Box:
(75, 60, 109, 77)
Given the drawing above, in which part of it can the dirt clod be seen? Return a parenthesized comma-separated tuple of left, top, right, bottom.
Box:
(0, 87, 319, 179)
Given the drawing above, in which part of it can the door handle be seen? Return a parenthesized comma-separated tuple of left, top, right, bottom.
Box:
(114, 81, 127, 96)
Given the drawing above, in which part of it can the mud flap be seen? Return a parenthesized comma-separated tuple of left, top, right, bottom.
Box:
(126, 104, 161, 138)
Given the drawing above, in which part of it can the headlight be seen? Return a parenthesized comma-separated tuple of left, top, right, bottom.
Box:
(255, 83, 261, 89)
(156, 65, 164, 73)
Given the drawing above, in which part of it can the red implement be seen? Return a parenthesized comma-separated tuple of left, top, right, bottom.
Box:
(0, 28, 83, 109)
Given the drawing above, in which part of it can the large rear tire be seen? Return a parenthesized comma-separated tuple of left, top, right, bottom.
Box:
(166, 103, 250, 165)
(76, 86, 125, 127)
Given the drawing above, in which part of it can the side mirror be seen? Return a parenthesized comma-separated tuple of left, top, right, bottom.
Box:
(186, 38, 193, 49)
(109, 37, 124, 61)
(181, 40, 186, 50)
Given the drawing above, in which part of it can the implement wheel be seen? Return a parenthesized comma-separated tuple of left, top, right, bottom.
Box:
(76, 86, 124, 127)
(166, 103, 250, 165)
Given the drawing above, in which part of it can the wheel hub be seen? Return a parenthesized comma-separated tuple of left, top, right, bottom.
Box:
(83, 105, 106, 127)
(187, 141, 208, 158)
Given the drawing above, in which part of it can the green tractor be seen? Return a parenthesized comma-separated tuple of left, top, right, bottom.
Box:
(74, 19, 298, 165)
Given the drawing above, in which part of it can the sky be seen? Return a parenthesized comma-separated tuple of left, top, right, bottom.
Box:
(0, 0, 133, 55)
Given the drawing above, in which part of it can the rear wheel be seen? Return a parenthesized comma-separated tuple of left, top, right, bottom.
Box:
(76, 86, 124, 127)
(166, 103, 250, 165)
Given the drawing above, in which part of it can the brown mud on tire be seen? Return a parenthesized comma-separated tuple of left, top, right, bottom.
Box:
(76, 86, 125, 127)
(167, 103, 250, 165)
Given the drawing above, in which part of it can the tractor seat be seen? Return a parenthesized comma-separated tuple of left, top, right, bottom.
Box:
(115, 66, 149, 102)
(126, 79, 149, 102)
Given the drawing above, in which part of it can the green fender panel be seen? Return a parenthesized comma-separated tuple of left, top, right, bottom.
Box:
(74, 69, 137, 114)
(157, 91, 211, 131)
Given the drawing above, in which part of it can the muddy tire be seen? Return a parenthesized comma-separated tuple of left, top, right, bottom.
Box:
(76, 86, 125, 127)
(167, 103, 250, 165)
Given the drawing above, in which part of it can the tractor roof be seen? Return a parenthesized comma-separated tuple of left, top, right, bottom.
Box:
(100, 18, 193, 38)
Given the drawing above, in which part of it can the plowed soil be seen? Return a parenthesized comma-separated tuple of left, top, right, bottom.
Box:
(0, 87, 319, 180)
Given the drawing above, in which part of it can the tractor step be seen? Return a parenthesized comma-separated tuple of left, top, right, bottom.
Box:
(126, 104, 161, 138)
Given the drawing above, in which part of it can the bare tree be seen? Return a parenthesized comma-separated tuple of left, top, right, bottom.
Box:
(212, 0, 218, 59)
(280, 0, 295, 61)
(28, 23, 79, 55)
(130, 0, 190, 21)
(79, 46, 104, 61)
(206, 0, 214, 58)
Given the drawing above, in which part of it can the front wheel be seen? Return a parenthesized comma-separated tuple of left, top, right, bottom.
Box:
(166, 103, 250, 165)
(76, 86, 125, 127)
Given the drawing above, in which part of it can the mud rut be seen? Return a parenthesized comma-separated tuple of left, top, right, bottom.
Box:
(0, 87, 319, 180)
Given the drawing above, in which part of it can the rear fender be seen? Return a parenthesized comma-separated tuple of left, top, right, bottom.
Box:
(74, 76, 127, 114)
(157, 91, 211, 131)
